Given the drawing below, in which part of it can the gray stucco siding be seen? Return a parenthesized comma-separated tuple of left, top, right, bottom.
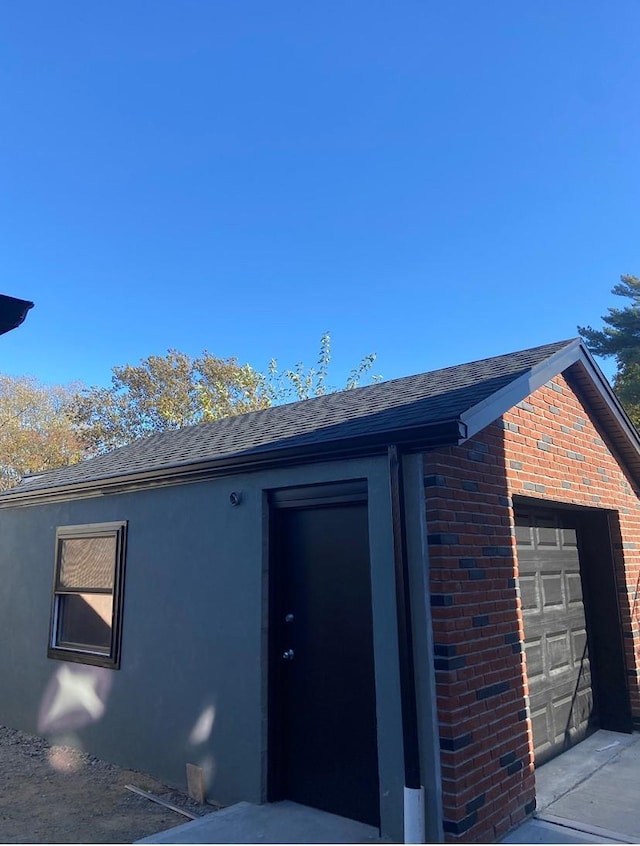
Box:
(0, 454, 409, 840)
(0, 480, 265, 806)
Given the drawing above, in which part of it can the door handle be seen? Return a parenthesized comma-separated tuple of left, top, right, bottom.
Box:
(282, 649, 295, 661)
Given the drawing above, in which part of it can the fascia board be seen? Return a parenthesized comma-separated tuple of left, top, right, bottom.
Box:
(571, 344, 640, 454)
(460, 339, 584, 438)
(0, 418, 465, 507)
(460, 339, 640, 465)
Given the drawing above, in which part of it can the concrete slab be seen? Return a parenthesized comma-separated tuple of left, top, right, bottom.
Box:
(501, 817, 621, 844)
(140, 730, 640, 845)
(541, 737, 640, 841)
(135, 800, 385, 844)
(503, 730, 640, 845)
(534, 730, 640, 813)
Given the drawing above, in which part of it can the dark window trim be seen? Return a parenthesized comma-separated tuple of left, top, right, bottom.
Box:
(48, 521, 127, 669)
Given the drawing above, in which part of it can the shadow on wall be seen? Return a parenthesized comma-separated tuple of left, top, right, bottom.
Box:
(603, 512, 639, 725)
(36, 659, 220, 791)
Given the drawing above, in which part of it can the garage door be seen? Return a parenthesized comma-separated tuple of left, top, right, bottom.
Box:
(515, 508, 597, 765)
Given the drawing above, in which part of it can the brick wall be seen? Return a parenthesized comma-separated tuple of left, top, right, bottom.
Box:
(424, 373, 640, 842)
(502, 375, 640, 720)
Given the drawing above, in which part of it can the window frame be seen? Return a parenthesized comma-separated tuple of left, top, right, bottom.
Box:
(48, 521, 127, 669)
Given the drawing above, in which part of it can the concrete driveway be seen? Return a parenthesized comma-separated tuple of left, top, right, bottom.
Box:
(502, 730, 640, 844)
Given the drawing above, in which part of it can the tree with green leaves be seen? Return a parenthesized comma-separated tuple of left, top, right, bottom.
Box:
(267, 331, 379, 401)
(578, 274, 640, 425)
(0, 375, 88, 490)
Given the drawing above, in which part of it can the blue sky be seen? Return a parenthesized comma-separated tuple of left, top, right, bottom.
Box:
(1, 1, 638, 390)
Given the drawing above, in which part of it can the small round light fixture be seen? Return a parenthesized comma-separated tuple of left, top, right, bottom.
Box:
(229, 491, 242, 506)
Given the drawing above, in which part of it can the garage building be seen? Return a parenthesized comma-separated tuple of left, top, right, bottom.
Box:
(0, 338, 637, 843)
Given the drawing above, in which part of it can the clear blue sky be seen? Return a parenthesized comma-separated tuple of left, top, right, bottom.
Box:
(1, 1, 638, 389)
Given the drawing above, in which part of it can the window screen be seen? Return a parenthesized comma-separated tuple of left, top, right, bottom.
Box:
(49, 522, 127, 669)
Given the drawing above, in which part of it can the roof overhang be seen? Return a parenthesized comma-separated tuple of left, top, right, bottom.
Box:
(461, 338, 640, 482)
(0, 295, 33, 335)
(0, 417, 467, 506)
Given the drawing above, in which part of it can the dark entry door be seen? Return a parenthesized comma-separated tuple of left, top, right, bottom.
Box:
(515, 508, 597, 765)
(269, 498, 380, 827)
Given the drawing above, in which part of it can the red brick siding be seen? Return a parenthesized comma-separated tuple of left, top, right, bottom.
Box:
(424, 373, 640, 842)
(502, 375, 640, 717)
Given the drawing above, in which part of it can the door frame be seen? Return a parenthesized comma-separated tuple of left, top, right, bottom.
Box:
(575, 509, 632, 734)
(513, 497, 632, 765)
(266, 480, 377, 813)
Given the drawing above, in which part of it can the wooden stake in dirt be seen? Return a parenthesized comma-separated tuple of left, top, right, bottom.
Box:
(186, 763, 206, 804)
(124, 784, 199, 820)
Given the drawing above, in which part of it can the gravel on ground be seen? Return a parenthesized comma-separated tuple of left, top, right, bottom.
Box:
(0, 725, 217, 844)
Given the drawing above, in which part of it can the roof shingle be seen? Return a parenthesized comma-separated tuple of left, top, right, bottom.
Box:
(14, 339, 576, 494)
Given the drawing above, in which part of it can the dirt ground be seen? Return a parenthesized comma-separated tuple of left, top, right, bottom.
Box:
(0, 725, 217, 844)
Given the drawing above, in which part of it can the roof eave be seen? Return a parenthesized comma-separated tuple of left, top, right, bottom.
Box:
(563, 353, 640, 482)
(0, 418, 467, 506)
(568, 344, 640, 448)
(461, 339, 640, 482)
(460, 338, 584, 437)
(0, 295, 34, 335)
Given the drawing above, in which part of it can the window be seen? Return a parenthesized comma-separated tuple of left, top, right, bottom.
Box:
(48, 521, 127, 668)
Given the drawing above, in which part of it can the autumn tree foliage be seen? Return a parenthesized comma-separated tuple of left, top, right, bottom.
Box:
(71, 333, 379, 455)
(0, 375, 88, 490)
(71, 350, 272, 455)
(0, 334, 379, 483)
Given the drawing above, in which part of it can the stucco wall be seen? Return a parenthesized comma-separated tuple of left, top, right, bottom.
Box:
(0, 455, 408, 840)
(424, 374, 640, 842)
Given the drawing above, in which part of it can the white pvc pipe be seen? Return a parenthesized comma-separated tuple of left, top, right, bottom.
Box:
(404, 785, 425, 843)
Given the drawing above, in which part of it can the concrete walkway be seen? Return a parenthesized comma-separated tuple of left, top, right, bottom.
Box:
(502, 729, 640, 844)
(136, 800, 384, 844)
(138, 729, 640, 844)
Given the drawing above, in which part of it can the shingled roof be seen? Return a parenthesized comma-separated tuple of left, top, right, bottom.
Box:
(6, 337, 636, 502)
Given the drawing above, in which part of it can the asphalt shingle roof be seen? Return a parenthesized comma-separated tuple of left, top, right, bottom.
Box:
(14, 339, 575, 494)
